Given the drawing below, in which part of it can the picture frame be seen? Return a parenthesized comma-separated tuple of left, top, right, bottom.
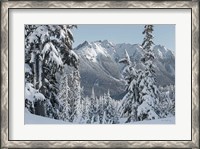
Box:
(1, 0, 199, 148)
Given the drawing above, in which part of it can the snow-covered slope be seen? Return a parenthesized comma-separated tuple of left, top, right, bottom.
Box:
(25, 109, 69, 124)
(74, 40, 124, 99)
(119, 116, 175, 124)
(25, 109, 175, 124)
(74, 40, 175, 99)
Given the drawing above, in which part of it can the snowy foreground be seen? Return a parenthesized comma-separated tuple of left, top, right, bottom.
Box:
(25, 111, 175, 124)
(119, 117, 175, 124)
(25, 110, 68, 124)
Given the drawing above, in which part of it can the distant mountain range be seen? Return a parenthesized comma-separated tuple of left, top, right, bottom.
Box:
(73, 40, 175, 99)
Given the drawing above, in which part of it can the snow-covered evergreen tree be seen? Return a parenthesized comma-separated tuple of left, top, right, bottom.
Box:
(157, 85, 175, 118)
(137, 25, 160, 121)
(79, 96, 90, 123)
(141, 25, 155, 74)
(103, 91, 119, 124)
(67, 70, 81, 122)
(58, 73, 70, 121)
(119, 25, 161, 122)
(119, 50, 139, 123)
(80, 89, 120, 124)
(97, 96, 105, 124)
(87, 88, 99, 124)
(25, 25, 79, 119)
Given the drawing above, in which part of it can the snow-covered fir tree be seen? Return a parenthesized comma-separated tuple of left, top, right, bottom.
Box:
(97, 96, 105, 124)
(119, 25, 161, 122)
(103, 91, 119, 124)
(58, 73, 70, 121)
(79, 96, 90, 123)
(25, 25, 79, 119)
(137, 25, 160, 121)
(87, 88, 99, 123)
(66, 70, 81, 122)
(119, 50, 140, 123)
(76, 89, 120, 124)
(157, 85, 175, 118)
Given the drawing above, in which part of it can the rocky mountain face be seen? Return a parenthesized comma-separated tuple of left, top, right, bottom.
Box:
(73, 40, 175, 99)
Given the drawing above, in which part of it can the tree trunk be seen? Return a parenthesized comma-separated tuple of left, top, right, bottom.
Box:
(35, 53, 40, 89)
(36, 52, 43, 90)
(134, 105, 138, 121)
(38, 59, 43, 89)
(32, 52, 37, 88)
(34, 100, 46, 116)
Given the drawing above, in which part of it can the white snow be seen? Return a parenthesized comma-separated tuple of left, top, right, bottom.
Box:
(28, 26, 48, 44)
(69, 50, 79, 61)
(49, 51, 63, 67)
(119, 117, 175, 124)
(34, 92, 45, 101)
(93, 43, 107, 56)
(49, 42, 59, 56)
(157, 49, 163, 58)
(60, 29, 66, 40)
(25, 64, 32, 74)
(131, 117, 175, 124)
(41, 42, 51, 59)
(25, 110, 69, 124)
(41, 42, 63, 67)
(29, 52, 35, 63)
(67, 29, 73, 38)
(25, 83, 36, 102)
(25, 83, 45, 102)
(25, 108, 174, 124)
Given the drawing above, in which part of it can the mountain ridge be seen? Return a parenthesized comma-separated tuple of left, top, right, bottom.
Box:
(73, 40, 175, 99)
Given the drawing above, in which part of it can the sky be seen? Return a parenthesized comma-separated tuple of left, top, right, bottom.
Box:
(72, 24, 175, 51)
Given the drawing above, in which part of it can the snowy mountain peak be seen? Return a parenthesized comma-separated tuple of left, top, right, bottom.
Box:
(153, 45, 174, 59)
(91, 40, 115, 51)
(101, 40, 115, 46)
(154, 45, 167, 52)
(75, 40, 174, 64)
(93, 39, 114, 45)
(74, 40, 112, 63)
(82, 40, 90, 45)
(75, 41, 91, 50)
